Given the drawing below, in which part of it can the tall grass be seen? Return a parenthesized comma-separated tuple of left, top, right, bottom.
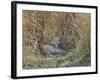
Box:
(22, 10, 91, 69)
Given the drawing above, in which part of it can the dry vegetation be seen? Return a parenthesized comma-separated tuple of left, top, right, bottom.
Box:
(22, 10, 91, 69)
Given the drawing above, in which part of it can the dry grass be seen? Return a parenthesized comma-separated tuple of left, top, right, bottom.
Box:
(22, 10, 91, 69)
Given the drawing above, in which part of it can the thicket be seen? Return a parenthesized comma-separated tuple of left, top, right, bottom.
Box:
(22, 10, 91, 69)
